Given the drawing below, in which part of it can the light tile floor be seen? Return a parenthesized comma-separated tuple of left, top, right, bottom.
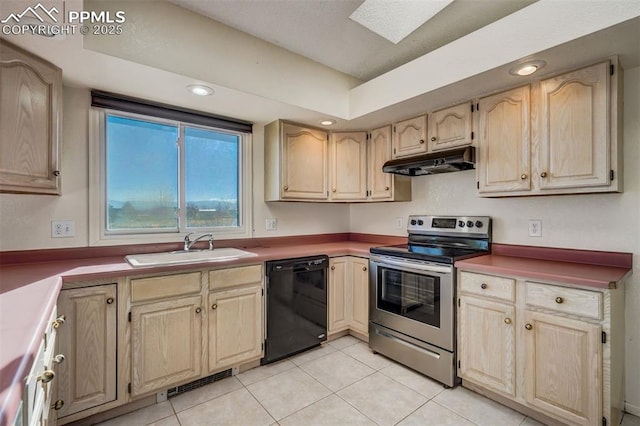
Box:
(98, 336, 640, 426)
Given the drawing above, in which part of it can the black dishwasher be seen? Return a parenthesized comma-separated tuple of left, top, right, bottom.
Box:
(263, 255, 328, 364)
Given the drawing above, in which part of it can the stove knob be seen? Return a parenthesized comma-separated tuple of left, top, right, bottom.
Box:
(475, 220, 483, 228)
(410, 219, 417, 226)
(458, 220, 465, 228)
(466, 221, 474, 228)
(417, 219, 424, 226)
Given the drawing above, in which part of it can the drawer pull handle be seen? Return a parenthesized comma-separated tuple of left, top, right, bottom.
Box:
(195, 307, 202, 314)
(419, 139, 425, 144)
(555, 297, 563, 304)
(211, 304, 218, 310)
(283, 185, 289, 191)
(385, 186, 390, 190)
(53, 354, 65, 364)
(521, 173, 528, 180)
(504, 318, 512, 325)
(362, 266, 367, 271)
(52, 170, 61, 177)
(540, 172, 548, 178)
(331, 266, 335, 270)
(106, 297, 114, 305)
(480, 283, 487, 289)
(52, 315, 66, 329)
(525, 323, 533, 331)
(38, 370, 55, 383)
(51, 400, 65, 411)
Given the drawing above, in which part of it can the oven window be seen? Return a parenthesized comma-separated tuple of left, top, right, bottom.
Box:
(377, 267, 441, 328)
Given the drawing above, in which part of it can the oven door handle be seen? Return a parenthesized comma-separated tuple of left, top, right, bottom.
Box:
(371, 257, 452, 274)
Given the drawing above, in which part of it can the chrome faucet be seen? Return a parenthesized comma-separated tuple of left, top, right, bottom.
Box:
(183, 232, 214, 251)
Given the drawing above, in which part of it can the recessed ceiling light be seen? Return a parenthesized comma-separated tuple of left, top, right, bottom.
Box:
(349, 0, 454, 44)
(509, 60, 547, 76)
(187, 85, 214, 96)
(320, 120, 336, 126)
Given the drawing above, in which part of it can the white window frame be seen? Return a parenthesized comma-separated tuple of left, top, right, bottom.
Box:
(89, 108, 253, 246)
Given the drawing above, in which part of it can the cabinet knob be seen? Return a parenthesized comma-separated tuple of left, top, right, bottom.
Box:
(106, 297, 114, 304)
(195, 307, 202, 314)
(555, 297, 563, 304)
(52, 315, 66, 329)
(52, 170, 61, 177)
(540, 172, 548, 178)
(331, 265, 335, 270)
(430, 137, 436, 142)
(480, 283, 487, 289)
(520, 173, 528, 180)
(283, 186, 289, 191)
(53, 354, 65, 364)
(211, 304, 218, 310)
(332, 188, 336, 193)
(419, 139, 425, 144)
(504, 318, 512, 325)
(362, 266, 367, 271)
(385, 186, 390, 191)
(38, 370, 55, 383)
(51, 400, 65, 411)
(525, 323, 533, 330)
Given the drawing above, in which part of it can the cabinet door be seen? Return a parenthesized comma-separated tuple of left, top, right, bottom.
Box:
(281, 123, 328, 199)
(477, 86, 531, 193)
(458, 296, 516, 397)
(328, 257, 351, 334)
(538, 61, 610, 190)
(524, 310, 601, 426)
(350, 258, 369, 336)
(131, 296, 203, 397)
(209, 285, 263, 371)
(0, 40, 62, 194)
(428, 102, 472, 152)
(392, 115, 428, 158)
(368, 126, 394, 200)
(57, 285, 117, 417)
(330, 132, 367, 201)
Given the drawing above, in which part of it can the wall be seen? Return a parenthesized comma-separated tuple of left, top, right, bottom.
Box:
(350, 66, 640, 413)
(0, 87, 350, 251)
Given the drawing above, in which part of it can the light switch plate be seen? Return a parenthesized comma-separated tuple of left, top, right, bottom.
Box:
(266, 218, 278, 231)
(52, 220, 75, 238)
(394, 217, 403, 229)
(528, 219, 542, 237)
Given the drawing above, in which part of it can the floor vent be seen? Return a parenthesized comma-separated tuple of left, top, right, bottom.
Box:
(166, 369, 232, 398)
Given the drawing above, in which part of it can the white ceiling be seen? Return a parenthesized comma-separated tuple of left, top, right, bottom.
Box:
(170, 0, 537, 81)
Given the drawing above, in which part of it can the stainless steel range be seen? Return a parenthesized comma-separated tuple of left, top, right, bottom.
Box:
(369, 215, 491, 387)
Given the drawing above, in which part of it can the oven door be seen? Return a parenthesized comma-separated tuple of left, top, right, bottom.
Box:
(369, 254, 454, 351)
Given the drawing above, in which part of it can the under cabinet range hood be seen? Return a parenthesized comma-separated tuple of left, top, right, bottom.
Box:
(382, 146, 475, 176)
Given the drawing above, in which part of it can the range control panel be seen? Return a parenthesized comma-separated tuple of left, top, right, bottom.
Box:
(407, 215, 491, 236)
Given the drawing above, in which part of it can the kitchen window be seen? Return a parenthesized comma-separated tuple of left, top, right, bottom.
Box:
(89, 91, 253, 245)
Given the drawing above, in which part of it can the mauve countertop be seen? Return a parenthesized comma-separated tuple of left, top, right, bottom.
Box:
(0, 240, 378, 426)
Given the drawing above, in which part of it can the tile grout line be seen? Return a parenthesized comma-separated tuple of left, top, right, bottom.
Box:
(430, 399, 482, 426)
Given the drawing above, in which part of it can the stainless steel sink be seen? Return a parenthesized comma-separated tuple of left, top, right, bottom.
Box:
(125, 248, 258, 267)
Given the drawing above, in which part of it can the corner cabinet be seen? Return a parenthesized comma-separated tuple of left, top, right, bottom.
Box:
(328, 256, 369, 339)
(264, 120, 329, 201)
(477, 59, 622, 197)
(0, 40, 62, 195)
(457, 270, 625, 426)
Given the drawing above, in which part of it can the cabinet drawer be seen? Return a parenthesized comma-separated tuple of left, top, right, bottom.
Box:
(209, 264, 263, 290)
(131, 272, 202, 302)
(525, 282, 602, 320)
(459, 272, 515, 302)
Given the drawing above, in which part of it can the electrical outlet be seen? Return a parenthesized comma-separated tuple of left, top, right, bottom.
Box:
(528, 219, 542, 237)
(266, 218, 278, 231)
(394, 217, 403, 229)
(52, 220, 75, 238)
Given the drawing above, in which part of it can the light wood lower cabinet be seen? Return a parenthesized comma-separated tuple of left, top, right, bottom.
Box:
(209, 285, 263, 371)
(457, 270, 624, 426)
(57, 284, 117, 418)
(328, 256, 369, 338)
(130, 295, 204, 397)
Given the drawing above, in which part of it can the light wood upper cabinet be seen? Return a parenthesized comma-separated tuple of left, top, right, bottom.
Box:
(458, 296, 515, 397)
(368, 126, 394, 200)
(330, 132, 367, 201)
(131, 295, 203, 397)
(264, 120, 328, 201)
(209, 285, 263, 371)
(328, 257, 351, 334)
(538, 61, 610, 190)
(524, 310, 602, 426)
(349, 257, 369, 336)
(428, 102, 473, 152)
(57, 285, 117, 418)
(477, 85, 531, 194)
(0, 40, 62, 195)
(392, 115, 428, 158)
